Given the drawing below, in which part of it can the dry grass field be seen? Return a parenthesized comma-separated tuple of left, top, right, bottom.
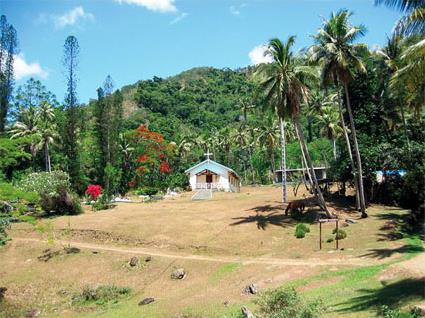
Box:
(1, 186, 423, 318)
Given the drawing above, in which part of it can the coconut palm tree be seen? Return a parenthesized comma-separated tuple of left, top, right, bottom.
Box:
(238, 98, 256, 123)
(256, 36, 331, 216)
(36, 125, 59, 172)
(376, 35, 412, 148)
(316, 100, 343, 160)
(310, 10, 368, 217)
(375, 0, 425, 36)
(257, 117, 279, 182)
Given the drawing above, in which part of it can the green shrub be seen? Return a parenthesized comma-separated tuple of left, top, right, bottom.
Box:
(92, 194, 111, 211)
(135, 186, 159, 196)
(379, 305, 422, 318)
(295, 223, 310, 239)
(326, 237, 334, 243)
(332, 229, 347, 240)
(0, 217, 11, 245)
(73, 285, 131, 306)
(19, 171, 82, 215)
(256, 286, 324, 318)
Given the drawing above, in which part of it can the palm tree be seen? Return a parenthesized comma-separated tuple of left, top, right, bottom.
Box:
(10, 106, 40, 169)
(316, 100, 343, 160)
(310, 10, 368, 217)
(238, 98, 256, 123)
(256, 36, 331, 216)
(377, 35, 412, 147)
(36, 126, 58, 172)
(375, 0, 425, 37)
(257, 117, 279, 182)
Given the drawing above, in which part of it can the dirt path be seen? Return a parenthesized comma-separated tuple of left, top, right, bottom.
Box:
(14, 237, 378, 267)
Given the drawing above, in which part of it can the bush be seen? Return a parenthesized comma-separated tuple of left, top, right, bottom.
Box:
(92, 194, 111, 211)
(19, 171, 82, 215)
(256, 286, 324, 318)
(73, 285, 131, 306)
(295, 223, 310, 239)
(135, 186, 159, 196)
(332, 229, 347, 240)
(379, 305, 422, 318)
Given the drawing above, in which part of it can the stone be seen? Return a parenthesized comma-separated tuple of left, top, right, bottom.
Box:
(413, 304, 425, 316)
(241, 306, 256, 318)
(145, 256, 152, 262)
(0, 287, 6, 300)
(129, 256, 139, 267)
(92, 250, 99, 254)
(223, 300, 229, 306)
(138, 297, 155, 305)
(65, 247, 80, 254)
(345, 218, 357, 224)
(171, 268, 187, 280)
(243, 283, 258, 295)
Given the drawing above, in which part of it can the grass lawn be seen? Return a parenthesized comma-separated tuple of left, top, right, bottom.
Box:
(0, 186, 423, 317)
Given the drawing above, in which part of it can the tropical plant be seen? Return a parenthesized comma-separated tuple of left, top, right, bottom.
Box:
(310, 10, 368, 217)
(256, 36, 331, 215)
(375, 0, 425, 36)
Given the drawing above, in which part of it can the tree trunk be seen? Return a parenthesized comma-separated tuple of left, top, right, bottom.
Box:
(45, 142, 51, 172)
(399, 101, 410, 150)
(295, 126, 312, 190)
(332, 138, 337, 160)
(270, 146, 276, 183)
(344, 83, 367, 218)
(337, 89, 360, 211)
(279, 117, 287, 204)
(294, 119, 332, 218)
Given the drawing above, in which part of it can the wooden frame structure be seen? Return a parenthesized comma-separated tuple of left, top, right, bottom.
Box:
(318, 218, 340, 250)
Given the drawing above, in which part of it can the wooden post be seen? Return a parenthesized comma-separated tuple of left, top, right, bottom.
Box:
(319, 222, 322, 250)
(336, 219, 339, 250)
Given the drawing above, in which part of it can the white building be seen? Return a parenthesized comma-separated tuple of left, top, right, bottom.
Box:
(185, 157, 241, 192)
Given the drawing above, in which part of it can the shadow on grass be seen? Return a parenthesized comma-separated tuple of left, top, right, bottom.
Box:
(230, 212, 291, 230)
(231, 204, 323, 230)
(336, 278, 425, 313)
(360, 244, 424, 259)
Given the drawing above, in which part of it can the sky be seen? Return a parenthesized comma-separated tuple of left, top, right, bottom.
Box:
(2, 0, 401, 104)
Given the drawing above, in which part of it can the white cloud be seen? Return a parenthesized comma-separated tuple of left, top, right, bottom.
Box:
(229, 6, 240, 15)
(14, 53, 48, 80)
(229, 3, 246, 16)
(170, 12, 187, 24)
(53, 6, 94, 29)
(114, 0, 177, 13)
(248, 44, 273, 65)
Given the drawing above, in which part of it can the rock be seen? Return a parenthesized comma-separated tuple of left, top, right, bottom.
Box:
(65, 247, 80, 254)
(145, 256, 152, 262)
(345, 218, 357, 224)
(171, 268, 186, 280)
(26, 309, 41, 318)
(138, 297, 155, 305)
(241, 306, 256, 318)
(413, 304, 425, 316)
(0, 287, 6, 300)
(92, 250, 99, 254)
(129, 256, 139, 267)
(243, 283, 258, 295)
(223, 300, 229, 306)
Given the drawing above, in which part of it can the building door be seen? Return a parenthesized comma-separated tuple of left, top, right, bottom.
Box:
(206, 174, 213, 183)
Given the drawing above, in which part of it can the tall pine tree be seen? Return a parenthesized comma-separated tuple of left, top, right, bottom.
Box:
(0, 15, 18, 132)
(62, 35, 81, 190)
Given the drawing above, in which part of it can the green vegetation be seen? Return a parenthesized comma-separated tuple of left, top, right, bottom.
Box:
(333, 228, 347, 240)
(256, 287, 324, 318)
(295, 223, 311, 239)
(72, 285, 131, 306)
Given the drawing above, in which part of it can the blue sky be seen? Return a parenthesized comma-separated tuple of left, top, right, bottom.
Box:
(3, 0, 400, 104)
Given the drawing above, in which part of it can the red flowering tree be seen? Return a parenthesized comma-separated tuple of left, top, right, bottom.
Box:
(86, 184, 103, 200)
(130, 124, 175, 190)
